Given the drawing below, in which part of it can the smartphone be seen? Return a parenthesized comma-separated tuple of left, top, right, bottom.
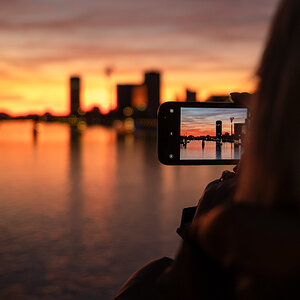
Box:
(157, 101, 249, 165)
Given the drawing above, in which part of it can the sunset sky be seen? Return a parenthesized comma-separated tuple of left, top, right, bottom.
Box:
(0, 0, 279, 115)
(181, 107, 247, 136)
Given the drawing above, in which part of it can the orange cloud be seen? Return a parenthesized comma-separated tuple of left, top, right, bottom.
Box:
(0, 0, 277, 115)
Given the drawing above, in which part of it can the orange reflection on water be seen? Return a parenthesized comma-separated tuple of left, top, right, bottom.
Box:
(0, 121, 230, 299)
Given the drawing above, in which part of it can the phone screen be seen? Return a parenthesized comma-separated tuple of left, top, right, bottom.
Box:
(180, 107, 248, 161)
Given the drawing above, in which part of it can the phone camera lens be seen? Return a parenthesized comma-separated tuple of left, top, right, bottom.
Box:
(170, 132, 173, 136)
(169, 154, 174, 159)
(170, 109, 174, 113)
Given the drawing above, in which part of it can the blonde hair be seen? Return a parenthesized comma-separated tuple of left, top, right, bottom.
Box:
(236, 0, 300, 213)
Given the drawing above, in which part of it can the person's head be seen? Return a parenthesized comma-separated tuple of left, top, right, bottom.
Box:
(236, 0, 300, 213)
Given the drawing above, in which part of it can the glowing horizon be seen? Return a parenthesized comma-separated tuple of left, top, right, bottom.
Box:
(180, 107, 247, 137)
(0, 0, 279, 116)
(0, 68, 256, 117)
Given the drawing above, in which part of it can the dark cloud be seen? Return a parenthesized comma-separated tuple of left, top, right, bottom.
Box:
(0, 0, 280, 78)
(0, 39, 245, 73)
(0, 0, 280, 40)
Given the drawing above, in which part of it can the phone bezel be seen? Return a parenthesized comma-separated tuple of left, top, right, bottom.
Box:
(157, 101, 247, 165)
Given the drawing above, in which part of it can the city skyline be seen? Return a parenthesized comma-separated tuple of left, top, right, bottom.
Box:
(0, 0, 279, 116)
(181, 107, 247, 137)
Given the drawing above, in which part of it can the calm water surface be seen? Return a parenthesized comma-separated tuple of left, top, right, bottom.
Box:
(180, 140, 242, 160)
(0, 121, 230, 299)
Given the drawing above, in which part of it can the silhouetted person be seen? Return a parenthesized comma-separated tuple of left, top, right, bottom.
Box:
(115, 0, 300, 299)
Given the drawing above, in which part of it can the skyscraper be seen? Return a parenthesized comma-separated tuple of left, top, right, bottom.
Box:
(186, 89, 196, 102)
(70, 76, 80, 116)
(144, 71, 160, 118)
(117, 84, 135, 117)
(216, 120, 222, 139)
(234, 123, 245, 140)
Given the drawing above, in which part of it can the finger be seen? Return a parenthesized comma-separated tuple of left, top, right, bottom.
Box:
(221, 170, 235, 180)
(230, 92, 253, 106)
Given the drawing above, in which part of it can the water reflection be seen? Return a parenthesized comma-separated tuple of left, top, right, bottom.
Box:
(181, 140, 243, 160)
(234, 143, 241, 159)
(115, 133, 163, 260)
(68, 126, 83, 265)
(32, 120, 39, 146)
(0, 121, 229, 299)
(216, 141, 222, 160)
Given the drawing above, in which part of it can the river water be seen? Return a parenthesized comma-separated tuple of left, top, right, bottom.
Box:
(180, 140, 242, 160)
(0, 121, 231, 299)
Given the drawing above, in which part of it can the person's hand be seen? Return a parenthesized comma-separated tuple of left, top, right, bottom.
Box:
(192, 92, 255, 221)
(230, 92, 256, 112)
(193, 170, 239, 221)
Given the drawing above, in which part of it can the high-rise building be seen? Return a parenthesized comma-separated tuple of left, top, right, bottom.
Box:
(186, 89, 196, 102)
(234, 123, 245, 140)
(132, 85, 147, 111)
(70, 76, 80, 116)
(216, 120, 222, 139)
(144, 71, 160, 118)
(115, 71, 161, 119)
(117, 84, 135, 117)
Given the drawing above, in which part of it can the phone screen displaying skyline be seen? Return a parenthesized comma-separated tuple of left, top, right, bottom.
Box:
(180, 107, 248, 160)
